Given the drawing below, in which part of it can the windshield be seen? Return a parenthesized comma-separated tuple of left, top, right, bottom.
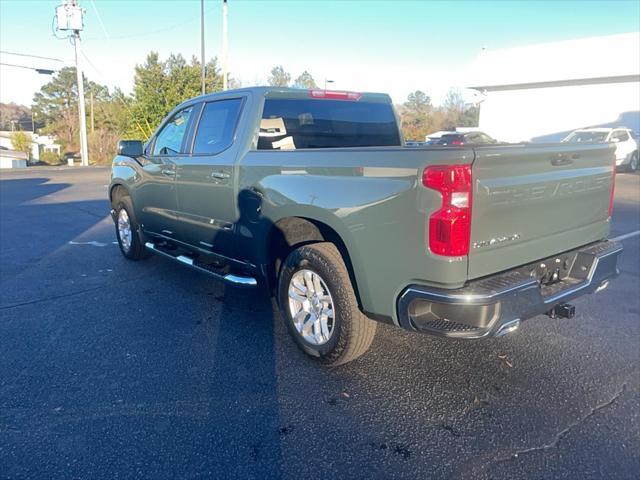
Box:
(564, 131, 608, 143)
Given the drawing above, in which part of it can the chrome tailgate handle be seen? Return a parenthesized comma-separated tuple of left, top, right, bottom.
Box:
(161, 168, 175, 177)
(550, 154, 574, 166)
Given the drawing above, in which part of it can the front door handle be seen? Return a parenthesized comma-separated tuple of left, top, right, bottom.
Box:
(211, 171, 231, 180)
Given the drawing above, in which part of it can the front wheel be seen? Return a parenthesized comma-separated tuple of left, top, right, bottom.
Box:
(277, 242, 376, 366)
(114, 196, 150, 260)
(629, 152, 638, 172)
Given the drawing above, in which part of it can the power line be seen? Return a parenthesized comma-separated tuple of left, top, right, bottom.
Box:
(0, 62, 57, 74)
(0, 51, 65, 62)
(82, 7, 216, 41)
(80, 50, 153, 138)
(89, 0, 110, 41)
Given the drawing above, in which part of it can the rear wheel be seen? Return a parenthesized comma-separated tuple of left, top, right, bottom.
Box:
(277, 242, 376, 366)
(114, 195, 150, 260)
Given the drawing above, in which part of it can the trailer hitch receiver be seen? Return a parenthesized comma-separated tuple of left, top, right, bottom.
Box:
(547, 303, 575, 319)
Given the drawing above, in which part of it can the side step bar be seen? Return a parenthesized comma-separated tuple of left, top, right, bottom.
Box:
(145, 242, 257, 288)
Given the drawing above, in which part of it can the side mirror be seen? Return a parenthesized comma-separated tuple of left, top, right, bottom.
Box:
(117, 140, 144, 157)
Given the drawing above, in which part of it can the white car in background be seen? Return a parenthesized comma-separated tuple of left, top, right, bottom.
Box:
(563, 127, 638, 172)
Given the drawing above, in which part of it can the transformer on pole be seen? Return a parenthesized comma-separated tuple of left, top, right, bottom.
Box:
(55, 0, 89, 167)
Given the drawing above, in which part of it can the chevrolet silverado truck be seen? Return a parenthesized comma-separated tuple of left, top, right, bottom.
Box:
(110, 87, 622, 366)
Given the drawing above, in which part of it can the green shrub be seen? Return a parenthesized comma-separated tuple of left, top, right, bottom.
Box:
(11, 131, 32, 158)
(40, 151, 61, 165)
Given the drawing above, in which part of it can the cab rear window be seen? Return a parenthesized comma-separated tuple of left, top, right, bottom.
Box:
(258, 98, 401, 150)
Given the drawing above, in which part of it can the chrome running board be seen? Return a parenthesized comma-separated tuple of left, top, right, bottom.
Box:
(144, 242, 257, 288)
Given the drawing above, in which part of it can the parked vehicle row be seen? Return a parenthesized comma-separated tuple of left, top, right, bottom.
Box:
(410, 130, 498, 147)
(563, 127, 638, 172)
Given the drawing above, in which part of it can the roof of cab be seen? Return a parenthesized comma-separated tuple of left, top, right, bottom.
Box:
(182, 86, 392, 105)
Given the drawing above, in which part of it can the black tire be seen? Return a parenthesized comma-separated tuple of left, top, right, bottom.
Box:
(114, 195, 150, 260)
(277, 242, 376, 366)
(629, 152, 638, 173)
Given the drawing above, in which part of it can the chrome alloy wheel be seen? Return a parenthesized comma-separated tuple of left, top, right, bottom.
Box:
(288, 269, 336, 345)
(117, 208, 132, 253)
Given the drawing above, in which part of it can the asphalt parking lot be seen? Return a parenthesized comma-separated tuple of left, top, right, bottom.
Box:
(1, 166, 638, 480)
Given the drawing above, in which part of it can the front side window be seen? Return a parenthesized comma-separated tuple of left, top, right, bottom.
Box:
(153, 107, 193, 155)
(192, 98, 243, 154)
(258, 98, 401, 150)
(564, 131, 608, 143)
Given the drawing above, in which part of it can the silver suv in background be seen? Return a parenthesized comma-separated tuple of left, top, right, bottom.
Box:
(563, 127, 638, 172)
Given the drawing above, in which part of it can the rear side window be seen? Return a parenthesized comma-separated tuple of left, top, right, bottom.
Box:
(193, 98, 243, 154)
(612, 130, 629, 141)
(438, 134, 463, 145)
(258, 98, 401, 150)
(153, 107, 193, 155)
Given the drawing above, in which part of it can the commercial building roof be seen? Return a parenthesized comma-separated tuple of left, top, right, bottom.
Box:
(468, 32, 640, 91)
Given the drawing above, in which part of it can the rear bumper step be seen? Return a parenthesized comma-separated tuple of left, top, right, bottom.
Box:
(397, 240, 622, 339)
(145, 242, 257, 288)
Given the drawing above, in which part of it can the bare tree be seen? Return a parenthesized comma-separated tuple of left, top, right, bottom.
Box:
(267, 65, 291, 87)
(293, 71, 317, 89)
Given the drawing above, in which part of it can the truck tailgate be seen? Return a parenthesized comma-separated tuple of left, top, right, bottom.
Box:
(468, 143, 615, 280)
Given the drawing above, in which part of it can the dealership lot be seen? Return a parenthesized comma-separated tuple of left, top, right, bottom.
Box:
(1, 167, 638, 479)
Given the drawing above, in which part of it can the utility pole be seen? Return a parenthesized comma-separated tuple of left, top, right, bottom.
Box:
(222, 0, 228, 90)
(90, 90, 94, 133)
(56, 0, 88, 166)
(73, 30, 89, 166)
(200, 0, 206, 95)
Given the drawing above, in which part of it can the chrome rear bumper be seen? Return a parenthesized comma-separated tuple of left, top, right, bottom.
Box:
(397, 240, 623, 339)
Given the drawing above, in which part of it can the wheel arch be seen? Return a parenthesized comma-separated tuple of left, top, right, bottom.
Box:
(266, 215, 364, 311)
(109, 183, 130, 205)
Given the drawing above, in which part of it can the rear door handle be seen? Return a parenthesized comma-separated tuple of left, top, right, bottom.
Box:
(211, 171, 231, 180)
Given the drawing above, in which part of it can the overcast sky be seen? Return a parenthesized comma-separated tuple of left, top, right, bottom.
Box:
(1, 0, 638, 107)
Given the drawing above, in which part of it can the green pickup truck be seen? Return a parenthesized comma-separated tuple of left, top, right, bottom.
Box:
(110, 87, 622, 365)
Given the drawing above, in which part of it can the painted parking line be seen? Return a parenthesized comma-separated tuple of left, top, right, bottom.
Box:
(68, 240, 109, 247)
(610, 230, 640, 242)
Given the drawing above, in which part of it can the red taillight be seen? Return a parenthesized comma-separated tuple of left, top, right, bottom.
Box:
(423, 164, 472, 256)
(609, 154, 616, 216)
(309, 90, 362, 101)
(450, 140, 464, 146)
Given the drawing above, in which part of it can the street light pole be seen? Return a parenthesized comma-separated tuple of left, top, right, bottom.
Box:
(201, 0, 206, 95)
(324, 79, 334, 90)
(222, 0, 228, 90)
(73, 30, 89, 166)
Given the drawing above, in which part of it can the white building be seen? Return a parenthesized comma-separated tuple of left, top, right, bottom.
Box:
(0, 131, 61, 162)
(467, 32, 640, 143)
